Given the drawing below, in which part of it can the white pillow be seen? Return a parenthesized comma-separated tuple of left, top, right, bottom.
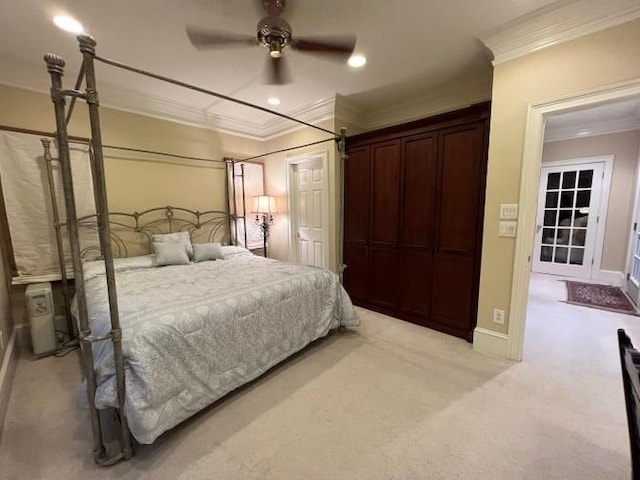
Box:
(193, 243, 224, 262)
(221, 245, 252, 259)
(153, 242, 190, 267)
(82, 254, 155, 281)
(152, 231, 193, 259)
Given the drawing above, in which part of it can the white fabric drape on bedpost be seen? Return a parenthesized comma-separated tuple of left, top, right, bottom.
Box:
(0, 130, 96, 283)
(232, 162, 264, 250)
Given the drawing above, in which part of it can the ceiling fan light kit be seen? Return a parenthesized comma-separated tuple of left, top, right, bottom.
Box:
(186, 0, 357, 85)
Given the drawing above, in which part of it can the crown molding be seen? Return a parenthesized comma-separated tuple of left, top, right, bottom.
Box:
(358, 77, 492, 131)
(0, 54, 338, 141)
(481, 0, 640, 65)
(334, 94, 366, 131)
(545, 117, 640, 143)
(258, 97, 337, 140)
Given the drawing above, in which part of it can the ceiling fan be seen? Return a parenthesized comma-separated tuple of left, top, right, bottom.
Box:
(186, 0, 357, 85)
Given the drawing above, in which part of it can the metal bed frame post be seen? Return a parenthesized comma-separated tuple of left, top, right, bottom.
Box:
(337, 128, 347, 283)
(224, 159, 234, 244)
(40, 138, 74, 336)
(240, 163, 248, 249)
(78, 34, 133, 461)
(44, 53, 106, 463)
(226, 158, 240, 245)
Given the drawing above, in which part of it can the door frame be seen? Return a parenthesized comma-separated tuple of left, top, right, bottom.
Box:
(507, 79, 640, 361)
(286, 150, 330, 267)
(624, 155, 640, 301)
(532, 156, 613, 279)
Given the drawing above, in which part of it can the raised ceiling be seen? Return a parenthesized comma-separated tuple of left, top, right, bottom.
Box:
(0, 0, 574, 137)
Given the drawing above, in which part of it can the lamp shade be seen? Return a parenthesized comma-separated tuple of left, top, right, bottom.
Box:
(253, 195, 277, 214)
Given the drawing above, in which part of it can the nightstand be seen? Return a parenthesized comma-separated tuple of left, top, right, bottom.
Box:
(249, 247, 266, 257)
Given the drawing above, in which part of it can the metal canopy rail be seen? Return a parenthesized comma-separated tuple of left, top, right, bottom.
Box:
(93, 54, 341, 138)
(43, 33, 348, 467)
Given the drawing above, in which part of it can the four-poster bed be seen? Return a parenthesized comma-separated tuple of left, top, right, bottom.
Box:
(42, 34, 354, 466)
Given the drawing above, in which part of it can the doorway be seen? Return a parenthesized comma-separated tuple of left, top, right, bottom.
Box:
(625, 163, 640, 305)
(506, 82, 640, 361)
(286, 151, 329, 268)
(532, 157, 611, 280)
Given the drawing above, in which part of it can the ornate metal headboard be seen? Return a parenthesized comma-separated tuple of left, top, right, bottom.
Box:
(77, 206, 235, 259)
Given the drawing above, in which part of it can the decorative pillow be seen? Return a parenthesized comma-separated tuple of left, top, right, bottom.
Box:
(152, 231, 193, 258)
(220, 245, 252, 259)
(193, 242, 224, 262)
(153, 242, 190, 266)
(83, 254, 155, 280)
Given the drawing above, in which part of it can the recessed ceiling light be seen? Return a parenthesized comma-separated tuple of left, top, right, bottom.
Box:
(53, 15, 84, 34)
(348, 54, 367, 68)
(267, 97, 281, 106)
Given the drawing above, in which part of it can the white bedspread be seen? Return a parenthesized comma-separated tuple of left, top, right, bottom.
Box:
(81, 250, 358, 444)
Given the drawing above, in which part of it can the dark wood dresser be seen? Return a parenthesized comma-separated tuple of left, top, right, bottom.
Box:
(343, 102, 490, 341)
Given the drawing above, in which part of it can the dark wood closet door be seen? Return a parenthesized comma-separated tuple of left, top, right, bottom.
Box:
(431, 123, 485, 337)
(343, 102, 490, 341)
(369, 141, 401, 309)
(343, 146, 370, 303)
(397, 134, 437, 321)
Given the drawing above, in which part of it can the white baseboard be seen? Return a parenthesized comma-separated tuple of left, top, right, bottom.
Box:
(595, 269, 625, 287)
(0, 328, 18, 443)
(473, 327, 509, 359)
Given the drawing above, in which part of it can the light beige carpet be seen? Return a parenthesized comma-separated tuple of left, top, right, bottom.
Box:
(0, 279, 636, 479)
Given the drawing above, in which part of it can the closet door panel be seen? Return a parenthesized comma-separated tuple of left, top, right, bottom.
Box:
(369, 246, 398, 308)
(431, 253, 474, 329)
(401, 135, 437, 248)
(397, 250, 432, 319)
(343, 244, 369, 303)
(436, 125, 484, 253)
(371, 141, 400, 245)
(344, 146, 370, 243)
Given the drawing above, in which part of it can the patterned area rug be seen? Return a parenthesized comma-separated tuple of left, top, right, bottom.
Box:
(565, 281, 638, 316)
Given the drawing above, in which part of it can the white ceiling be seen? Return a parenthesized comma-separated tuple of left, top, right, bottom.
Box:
(1, 0, 560, 135)
(545, 97, 640, 142)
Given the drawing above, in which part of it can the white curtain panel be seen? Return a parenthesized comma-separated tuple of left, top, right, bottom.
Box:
(232, 162, 264, 249)
(0, 131, 96, 282)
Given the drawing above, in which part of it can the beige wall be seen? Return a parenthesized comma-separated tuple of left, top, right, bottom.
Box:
(542, 130, 640, 272)
(478, 18, 640, 335)
(0, 85, 263, 214)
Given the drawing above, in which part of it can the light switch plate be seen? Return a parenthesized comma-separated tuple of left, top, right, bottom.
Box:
(498, 221, 517, 238)
(500, 203, 519, 220)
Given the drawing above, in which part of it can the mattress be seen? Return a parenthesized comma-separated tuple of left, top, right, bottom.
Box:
(78, 248, 359, 443)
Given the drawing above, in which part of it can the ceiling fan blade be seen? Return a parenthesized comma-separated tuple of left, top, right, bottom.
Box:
(291, 35, 356, 61)
(186, 26, 258, 49)
(266, 56, 292, 85)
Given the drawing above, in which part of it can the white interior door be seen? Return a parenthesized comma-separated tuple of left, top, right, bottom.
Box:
(532, 162, 604, 278)
(292, 159, 327, 268)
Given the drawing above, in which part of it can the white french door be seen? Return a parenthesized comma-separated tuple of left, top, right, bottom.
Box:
(290, 157, 328, 268)
(532, 161, 605, 278)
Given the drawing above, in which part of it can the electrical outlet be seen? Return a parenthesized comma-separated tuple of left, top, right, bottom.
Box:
(493, 308, 505, 325)
(498, 221, 517, 238)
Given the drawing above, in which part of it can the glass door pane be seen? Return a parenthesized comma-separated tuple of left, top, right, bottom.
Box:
(538, 167, 594, 267)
